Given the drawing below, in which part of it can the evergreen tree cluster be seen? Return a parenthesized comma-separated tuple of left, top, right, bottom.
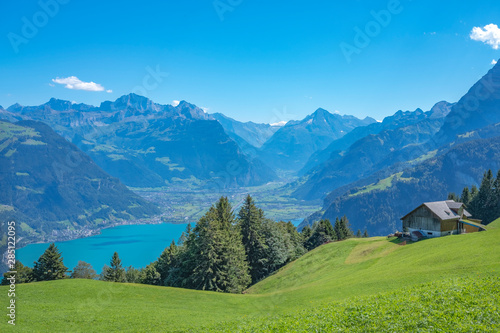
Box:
(143, 195, 306, 292)
(1, 243, 68, 285)
(2, 196, 356, 294)
(450, 169, 500, 224)
(303, 216, 357, 251)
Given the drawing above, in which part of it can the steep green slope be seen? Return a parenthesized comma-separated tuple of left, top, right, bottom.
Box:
(1, 219, 498, 332)
(208, 276, 500, 332)
(305, 133, 500, 236)
(293, 117, 445, 200)
(299, 102, 452, 176)
(0, 120, 160, 245)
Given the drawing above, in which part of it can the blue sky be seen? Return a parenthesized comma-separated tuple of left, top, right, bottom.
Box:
(1, 0, 499, 123)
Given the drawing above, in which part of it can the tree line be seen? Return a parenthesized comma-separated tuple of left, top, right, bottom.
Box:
(448, 169, 500, 224)
(2, 195, 363, 292)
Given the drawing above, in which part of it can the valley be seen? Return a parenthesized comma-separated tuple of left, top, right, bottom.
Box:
(135, 180, 321, 224)
(2, 2, 500, 331)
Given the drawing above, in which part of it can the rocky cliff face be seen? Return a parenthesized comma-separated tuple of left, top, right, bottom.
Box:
(1, 94, 277, 188)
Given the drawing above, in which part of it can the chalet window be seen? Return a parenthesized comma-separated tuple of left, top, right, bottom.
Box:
(428, 232, 433, 235)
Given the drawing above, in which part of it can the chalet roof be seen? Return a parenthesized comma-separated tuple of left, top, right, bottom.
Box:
(461, 219, 487, 231)
(401, 200, 472, 221)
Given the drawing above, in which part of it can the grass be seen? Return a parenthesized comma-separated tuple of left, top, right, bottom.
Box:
(1, 218, 499, 332)
(348, 172, 413, 198)
(0, 122, 40, 141)
(20, 139, 46, 146)
(207, 276, 500, 332)
(134, 181, 321, 224)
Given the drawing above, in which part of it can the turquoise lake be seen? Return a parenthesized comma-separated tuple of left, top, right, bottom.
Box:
(17, 223, 189, 273)
(16, 219, 303, 273)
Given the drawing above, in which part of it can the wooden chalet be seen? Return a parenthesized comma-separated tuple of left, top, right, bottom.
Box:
(401, 200, 485, 240)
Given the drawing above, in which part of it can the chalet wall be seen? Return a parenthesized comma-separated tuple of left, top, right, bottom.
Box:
(464, 223, 480, 234)
(403, 206, 441, 232)
(440, 220, 457, 232)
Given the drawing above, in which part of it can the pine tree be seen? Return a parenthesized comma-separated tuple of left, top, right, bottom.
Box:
(156, 240, 179, 285)
(305, 219, 336, 250)
(124, 266, 142, 283)
(469, 185, 480, 218)
(471, 185, 479, 198)
(356, 229, 362, 238)
(447, 192, 459, 201)
(103, 252, 126, 282)
(32, 243, 68, 281)
(188, 197, 250, 293)
(1, 261, 33, 285)
(141, 263, 161, 285)
(282, 221, 307, 260)
(477, 170, 495, 222)
(261, 220, 289, 272)
(363, 229, 369, 238)
(493, 170, 500, 221)
(218, 197, 251, 293)
(178, 223, 192, 245)
(301, 225, 312, 243)
(238, 195, 268, 283)
(340, 216, 354, 239)
(461, 187, 471, 206)
(71, 261, 97, 279)
(334, 217, 345, 240)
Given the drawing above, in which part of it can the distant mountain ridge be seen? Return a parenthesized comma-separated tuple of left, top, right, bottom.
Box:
(293, 104, 451, 200)
(299, 102, 454, 176)
(257, 108, 376, 172)
(210, 113, 280, 157)
(302, 132, 500, 236)
(299, 60, 500, 235)
(1, 94, 277, 188)
(435, 60, 500, 144)
(0, 119, 160, 243)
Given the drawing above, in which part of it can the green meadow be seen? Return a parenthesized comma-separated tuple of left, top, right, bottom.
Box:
(2, 219, 499, 332)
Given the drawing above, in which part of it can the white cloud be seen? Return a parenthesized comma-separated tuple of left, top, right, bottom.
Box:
(470, 24, 500, 49)
(270, 121, 287, 127)
(172, 100, 180, 107)
(201, 107, 209, 113)
(106, 89, 112, 93)
(52, 76, 111, 92)
(48, 83, 55, 87)
(492, 59, 498, 65)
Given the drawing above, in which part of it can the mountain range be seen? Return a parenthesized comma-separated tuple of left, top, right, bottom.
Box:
(1, 59, 499, 240)
(1, 94, 277, 189)
(0, 120, 160, 243)
(257, 109, 376, 172)
(292, 103, 453, 200)
(298, 59, 500, 235)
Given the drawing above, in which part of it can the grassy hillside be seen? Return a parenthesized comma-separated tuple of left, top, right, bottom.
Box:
(1, 218, 499, 332)
(0, 120, 160, 247)
(209, 276, 500, 332)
